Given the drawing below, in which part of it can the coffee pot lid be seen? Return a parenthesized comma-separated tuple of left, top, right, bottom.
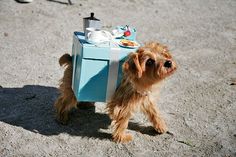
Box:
(83, 12, 100, 21)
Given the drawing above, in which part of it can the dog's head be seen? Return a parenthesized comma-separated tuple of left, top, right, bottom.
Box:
(123, 42, 177, 88)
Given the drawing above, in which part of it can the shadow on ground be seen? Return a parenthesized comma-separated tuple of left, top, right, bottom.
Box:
(0, 85, 111, 140)
(0, 85, 160, 140)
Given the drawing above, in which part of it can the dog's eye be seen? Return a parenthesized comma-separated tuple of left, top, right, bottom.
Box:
(146, 59, 155, 66)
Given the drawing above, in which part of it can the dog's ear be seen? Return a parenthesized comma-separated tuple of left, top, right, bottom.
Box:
(123, 52, 143, 78)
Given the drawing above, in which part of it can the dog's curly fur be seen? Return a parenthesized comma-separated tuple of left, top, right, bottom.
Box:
(54, 42, 177, 142)
(54, 54, 77, 124)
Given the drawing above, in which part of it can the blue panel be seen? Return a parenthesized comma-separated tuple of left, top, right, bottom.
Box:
(83, 46, 110, 60)
(72, 36, 83, 101)
(78, 59, 109, 102)
(73, 52, 82, 100)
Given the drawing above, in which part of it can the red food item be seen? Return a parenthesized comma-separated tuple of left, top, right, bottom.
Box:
(124, 30, 131, 37)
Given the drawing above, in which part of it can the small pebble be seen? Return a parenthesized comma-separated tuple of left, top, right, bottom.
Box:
(4, 32, 8, 37)
(230, 79, 236, 85)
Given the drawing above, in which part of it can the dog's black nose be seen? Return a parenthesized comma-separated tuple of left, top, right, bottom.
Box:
(164, 60, 172, 68)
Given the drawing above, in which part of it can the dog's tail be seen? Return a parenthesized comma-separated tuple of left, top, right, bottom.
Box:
(59, 53, 72, 66)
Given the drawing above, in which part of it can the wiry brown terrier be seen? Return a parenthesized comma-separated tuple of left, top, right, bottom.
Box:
(107, 42, 177, 143)
(54, 42, 176, 143)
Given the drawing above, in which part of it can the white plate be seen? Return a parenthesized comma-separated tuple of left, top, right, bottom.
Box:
(118, 40, 140, 49)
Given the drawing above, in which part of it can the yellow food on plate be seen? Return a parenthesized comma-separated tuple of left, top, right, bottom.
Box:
(120, 39, 138, 47)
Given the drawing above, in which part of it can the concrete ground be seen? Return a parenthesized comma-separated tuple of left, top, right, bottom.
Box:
(0, 0, 235, 156)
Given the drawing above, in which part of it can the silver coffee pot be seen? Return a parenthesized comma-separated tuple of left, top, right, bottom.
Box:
(83, 13, 101, 33)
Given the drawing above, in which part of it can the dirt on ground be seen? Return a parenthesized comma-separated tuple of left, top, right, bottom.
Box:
(0, 0, 235, 156)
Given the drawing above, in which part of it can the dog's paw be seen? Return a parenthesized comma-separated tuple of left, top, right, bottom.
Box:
(113, 133, 133, 143)
(154, 121, 168, 134)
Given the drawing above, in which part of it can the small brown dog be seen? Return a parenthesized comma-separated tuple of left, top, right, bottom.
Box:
(107, 42, 177, 142)
(54, 42, 177, 143)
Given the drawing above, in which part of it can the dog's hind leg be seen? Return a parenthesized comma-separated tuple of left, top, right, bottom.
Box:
(54, 90, 77, 124)
(54, 54, 77, 124)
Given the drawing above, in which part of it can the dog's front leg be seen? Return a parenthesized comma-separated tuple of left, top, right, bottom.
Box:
(141, 99, 167, 134)
(110, 106, 133, 143)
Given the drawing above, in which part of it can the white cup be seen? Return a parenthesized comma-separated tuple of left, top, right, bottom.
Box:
(86, 28, 112, 44)
(85, 27, 99, 40)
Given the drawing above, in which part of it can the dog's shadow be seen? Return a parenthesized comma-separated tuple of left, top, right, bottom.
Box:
(0, 85, 158, 140)
(0, 85, 112, 140)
